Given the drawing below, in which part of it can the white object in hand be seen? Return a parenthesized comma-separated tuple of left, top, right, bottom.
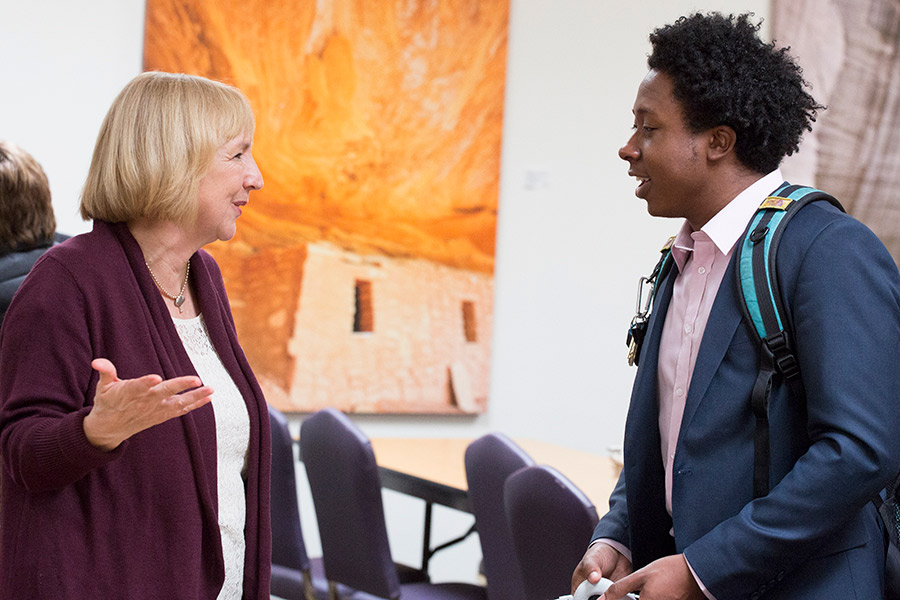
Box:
(555, 577, 638, 600)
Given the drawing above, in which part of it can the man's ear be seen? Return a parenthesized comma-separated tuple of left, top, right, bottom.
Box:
(707, 125, 737, 162)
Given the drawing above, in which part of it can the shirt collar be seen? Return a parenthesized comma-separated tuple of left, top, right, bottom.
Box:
(671, 169, 784, 271)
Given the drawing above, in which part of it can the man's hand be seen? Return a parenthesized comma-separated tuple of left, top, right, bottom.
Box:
(572, 542, 633, 593)
(601, 554, 704, 600)
(83, 358, 214, 451)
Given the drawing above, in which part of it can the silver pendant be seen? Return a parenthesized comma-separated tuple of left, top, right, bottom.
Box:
(175, 295, 186, 312)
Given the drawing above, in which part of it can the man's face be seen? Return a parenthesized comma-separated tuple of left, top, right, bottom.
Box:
(619, 70, 712, 228)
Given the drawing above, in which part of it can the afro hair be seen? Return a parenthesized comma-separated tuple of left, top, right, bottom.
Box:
(648, 12, 823, 174)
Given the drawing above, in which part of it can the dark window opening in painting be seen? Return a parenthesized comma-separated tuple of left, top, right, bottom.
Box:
(354, 280, 374, 333)
(462, 300, 477, 342)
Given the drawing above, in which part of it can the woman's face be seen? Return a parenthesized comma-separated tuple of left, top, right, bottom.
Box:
(195, 131, 263, 244)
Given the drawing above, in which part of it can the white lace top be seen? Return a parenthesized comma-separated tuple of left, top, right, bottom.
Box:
(174, 314, 250, 600)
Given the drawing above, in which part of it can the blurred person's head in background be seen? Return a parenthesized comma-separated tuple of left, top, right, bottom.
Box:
(0, 141, 56, 255)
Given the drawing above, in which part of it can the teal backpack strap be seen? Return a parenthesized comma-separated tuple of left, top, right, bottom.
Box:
(737, 182, 844, 498)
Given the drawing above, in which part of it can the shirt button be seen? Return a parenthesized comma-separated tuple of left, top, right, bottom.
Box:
(684, 324, 693, 334)
(698, 266, 707, 274)
(676, 388, 684, 397)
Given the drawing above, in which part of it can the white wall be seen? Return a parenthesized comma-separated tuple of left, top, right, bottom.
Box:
(0, 0, 770, 585)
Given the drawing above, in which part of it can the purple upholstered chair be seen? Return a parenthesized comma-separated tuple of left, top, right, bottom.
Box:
(464, 433, 535, 600)
(503, 465, 600, 600)
(300, 408, 487, 600)
(269, 404, 337, 600)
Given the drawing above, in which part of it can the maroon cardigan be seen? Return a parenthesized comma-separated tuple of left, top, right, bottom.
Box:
(0, 221, 271, 599)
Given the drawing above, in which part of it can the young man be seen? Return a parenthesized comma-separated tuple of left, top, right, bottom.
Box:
(573, 13, 900, 599)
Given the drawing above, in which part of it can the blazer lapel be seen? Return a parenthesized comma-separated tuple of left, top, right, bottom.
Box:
(624, 268, 678, 567)
(679, 253, 744, 433)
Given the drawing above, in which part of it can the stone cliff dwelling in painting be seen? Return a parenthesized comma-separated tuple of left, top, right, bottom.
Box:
(215, 240, 493, 413)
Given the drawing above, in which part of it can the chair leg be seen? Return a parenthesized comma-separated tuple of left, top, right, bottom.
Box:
(328, 580, 340, 600)
(302, 570, 317, 600)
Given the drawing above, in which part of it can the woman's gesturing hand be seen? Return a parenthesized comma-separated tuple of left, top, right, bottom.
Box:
(82, 358, 214, 451)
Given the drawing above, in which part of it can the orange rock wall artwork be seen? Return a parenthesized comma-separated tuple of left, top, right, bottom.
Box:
(143, 0, 509, 413)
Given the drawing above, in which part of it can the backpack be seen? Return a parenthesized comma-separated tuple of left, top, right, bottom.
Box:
(626, 182, 900, 596)
(736, 182, 900, 598)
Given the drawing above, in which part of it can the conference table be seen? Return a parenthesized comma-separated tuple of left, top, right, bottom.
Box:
(369, 437, 623, 574)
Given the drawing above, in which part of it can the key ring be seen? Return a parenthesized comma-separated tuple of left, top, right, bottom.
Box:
(635, 275, 654, 320)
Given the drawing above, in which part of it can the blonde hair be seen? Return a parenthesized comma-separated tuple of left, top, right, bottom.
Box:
(0, 141, 55, 253)
(80, 71, 255, 224)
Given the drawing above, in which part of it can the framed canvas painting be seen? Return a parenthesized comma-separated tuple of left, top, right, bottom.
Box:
(143, 1, 509, 413)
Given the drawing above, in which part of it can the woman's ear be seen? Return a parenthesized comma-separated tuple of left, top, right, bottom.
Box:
(707, 125, 737, 162)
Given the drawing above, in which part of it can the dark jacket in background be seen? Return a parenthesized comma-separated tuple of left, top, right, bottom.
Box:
(0, 233, 67, 327)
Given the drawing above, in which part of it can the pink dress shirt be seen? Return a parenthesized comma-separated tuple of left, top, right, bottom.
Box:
(597, 170, 784, 598)
(658, 170, 784, 516)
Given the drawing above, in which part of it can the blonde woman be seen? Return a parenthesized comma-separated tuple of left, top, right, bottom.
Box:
(0, 72, 270, 599)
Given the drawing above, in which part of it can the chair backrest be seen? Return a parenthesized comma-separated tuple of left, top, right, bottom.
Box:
(269, 404, 311, 573)
(300, 408, 400, 599)
(464, 433, 535, 600)
(503, 465, 600, 600)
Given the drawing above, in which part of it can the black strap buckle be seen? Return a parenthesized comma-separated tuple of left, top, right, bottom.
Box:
(763, 331, 799, 380)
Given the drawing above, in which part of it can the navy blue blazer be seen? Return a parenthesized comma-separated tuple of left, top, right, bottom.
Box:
(593, 199, 900, 599)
